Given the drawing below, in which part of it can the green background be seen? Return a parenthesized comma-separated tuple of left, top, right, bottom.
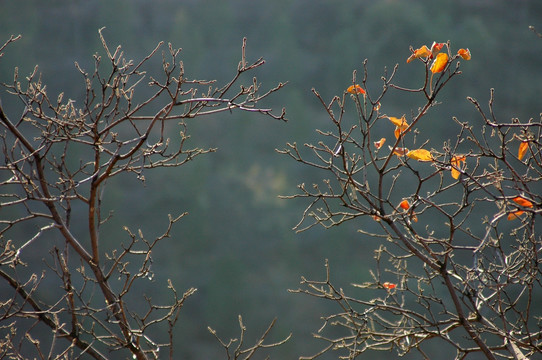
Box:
(1, 0, 541, 358)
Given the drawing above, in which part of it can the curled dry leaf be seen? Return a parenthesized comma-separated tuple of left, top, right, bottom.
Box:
(374, 137, 386, 149)
(430, 41, 445, 58)
(399, 200, 410, 210)
(386, 115, 409, 139)
(407, 45, 431, 63)
(430, 52, 449, 73)
(382, 282, 397, 289)
(518, 141, 529, 160)
(457, 48, 471, 60)
(508, 211, 525, 221)
(389, 146, 409, 157)
(451, 155, 466, 179)
(347, 84, 366, 95)
(512, 196, 533, 208)
(406, 148, 433, 161)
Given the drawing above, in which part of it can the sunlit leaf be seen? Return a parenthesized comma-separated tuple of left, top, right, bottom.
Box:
(450, 155, 466, 179)
(398, 199, 418, 222)
(518, 141, 529, 160)
(507, 210, 524, 220)
(389, 146, 409, 157)
(430, 53, 449, 73)
(430, 42, 445, 58)
(399, 200, 410, 210)
(512, 196, 533, 208)
(457, 48, 471, 60)
(374, 137, 386, 149)
(394, 126, 404, 139)
(407, 148, 433, 161)
(407, 45, 431, 63)
(382, 282, 396, 289)
(387, 115, 407, 127)
(387, 115, 409, 139)
(347, 84, 366, 95)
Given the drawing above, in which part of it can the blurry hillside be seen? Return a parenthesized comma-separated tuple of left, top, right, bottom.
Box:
(1, 0, 541, 358)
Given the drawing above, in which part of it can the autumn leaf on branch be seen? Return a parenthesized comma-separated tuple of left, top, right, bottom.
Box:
(406, 45, 431, 63)
(406, 148, 433, 161)
(373, 137, 386, 149)
(450, 155, 466, 179)
(518, 140, 529, 160)
(386, 115, 409, 139)
(430, 52, 449, 73)
(457, 48, 471, 60)
(347, 84, 366, 95)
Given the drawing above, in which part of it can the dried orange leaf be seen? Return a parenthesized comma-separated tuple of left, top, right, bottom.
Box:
(507, 210, 524, 220)
(387, 116, 409, 139)
(430, 42, 445, 57)
(407, 148, 433, 162)
(382, 282, 397, 289)
(518, 141, 529, 160)
(407, 45, 431, 63)
(374, 137, 386, 149)
(387, 115, 407, 127)
(394, 126, 409, 139)
(399, 200, 410, 210)
(450, 155, 466, 179)
(389, 146, 409, 157)
(430, 52, 449, 73)
(347, 84, 366, 95)
(457, 48, 471, 60)
(512, 196, 533, 208)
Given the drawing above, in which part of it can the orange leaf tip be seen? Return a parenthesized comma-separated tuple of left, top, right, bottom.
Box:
(430, 42, 445, 57)
(347, 84, 366, 95)
(430, 52, 449, 73)
(512, 196, 533, 208)
(382, 282, 397, 289)
(450, 155, 466, 179)
(386, 115, 407, 127)
(386, 115, 409, 139)
(406, 148, 433, 162)
(407, 45, 431, 63)
(457, 48, 471, 60)
(507, 210, 524, 220)
(399, 200, 410, 210)
(518, 141, 529, 160)
(374, 137, 386, 149)
(389, 146, 409, 157)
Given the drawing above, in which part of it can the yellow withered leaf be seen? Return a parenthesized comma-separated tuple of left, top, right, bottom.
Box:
(430, 53, 448, 73)
(457, 48, 471, 60)
(406, 148, 433, 162)
(450, 155, 466, 179)
(407, 45, 431, 63)
(347, 84, 365, 95)
(518, 141, 529, 160)
(512, 196, 533, 208)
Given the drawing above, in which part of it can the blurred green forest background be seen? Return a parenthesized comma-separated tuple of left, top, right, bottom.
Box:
(1, 0, 541, 358)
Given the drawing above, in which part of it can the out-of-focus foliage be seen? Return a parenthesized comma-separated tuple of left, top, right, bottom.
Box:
(1, 0, 541, 358)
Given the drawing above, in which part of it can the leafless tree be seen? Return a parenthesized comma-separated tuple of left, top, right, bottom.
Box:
(281, 41, 541, 359)
(0, 29, 287, 359)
